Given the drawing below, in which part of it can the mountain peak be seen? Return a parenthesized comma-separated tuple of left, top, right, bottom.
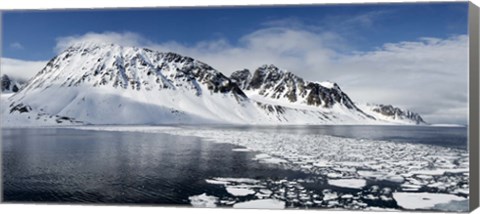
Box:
(360, 103, 426, 124)
(230, 65, 363, 110)
(21, 44, 247, 100)
(259, 64, 280, 70)
(316, 81, 340, 90)
(64, 41, 117, 51)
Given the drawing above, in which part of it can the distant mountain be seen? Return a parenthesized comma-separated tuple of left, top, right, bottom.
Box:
(1, 43, 426, 126)
(1, 74, 24, 93)
(358, 103, 426, 125)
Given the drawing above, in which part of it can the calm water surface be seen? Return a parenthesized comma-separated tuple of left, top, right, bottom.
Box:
(2, 128, 307, 204)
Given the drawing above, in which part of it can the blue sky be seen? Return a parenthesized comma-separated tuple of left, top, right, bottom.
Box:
(0, 2, 470, 124)
(2, 2, 468, 61)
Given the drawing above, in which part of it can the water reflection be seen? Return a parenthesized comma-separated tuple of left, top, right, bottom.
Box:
(3, 128, 303, 204)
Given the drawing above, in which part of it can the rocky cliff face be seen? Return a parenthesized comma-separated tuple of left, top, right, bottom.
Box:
(231, 64, 368, 113)
(1, 74, 24, 93)
(365, 104, 426, 124)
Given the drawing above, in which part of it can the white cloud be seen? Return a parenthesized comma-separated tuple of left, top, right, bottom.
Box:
(10, 42, 24, 50)
(150, 28, 343, 74)
(331, 35, 468, 124)
(16, 29, 469, 124)
(54, 31, 148, 53)
(1, 58, 47, 81)
(163, 33, 467, 124)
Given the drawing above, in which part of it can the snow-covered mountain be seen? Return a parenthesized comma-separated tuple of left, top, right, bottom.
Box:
(1, 74, 24, 93)
(230, 65, 373, 118)
(357, 103, 426, 125)
(2, 43, 426, 126)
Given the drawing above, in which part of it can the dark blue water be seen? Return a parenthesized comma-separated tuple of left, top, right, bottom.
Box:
(2, 125, 468, 207)
(2, 128, 307, 204)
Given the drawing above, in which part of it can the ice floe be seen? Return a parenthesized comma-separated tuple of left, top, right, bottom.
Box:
(189, 193, 218, 207)
(226, 187, 256, 196)
(357, 170, 404, 183)
(205, 179, 230, 185)
(233, 199, 285, 209)
(328, 179, 367, 189)
(392, 192, 466, 210)
(232, 148, 250, 152)
(253, 153, 288, 165)
(214, 177, 259, 184)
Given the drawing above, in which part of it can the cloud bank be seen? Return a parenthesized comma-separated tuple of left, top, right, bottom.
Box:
(1, 58, 47, 81)
(3, 28, 468, 124)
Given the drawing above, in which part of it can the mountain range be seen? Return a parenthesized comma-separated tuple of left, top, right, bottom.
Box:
(1, 43, 426, 126)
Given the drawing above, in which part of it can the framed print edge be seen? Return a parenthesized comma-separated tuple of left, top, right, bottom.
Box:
(469, 1, 480, 212)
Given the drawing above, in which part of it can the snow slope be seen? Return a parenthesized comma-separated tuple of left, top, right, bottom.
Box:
(1, 93, 81, 126)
